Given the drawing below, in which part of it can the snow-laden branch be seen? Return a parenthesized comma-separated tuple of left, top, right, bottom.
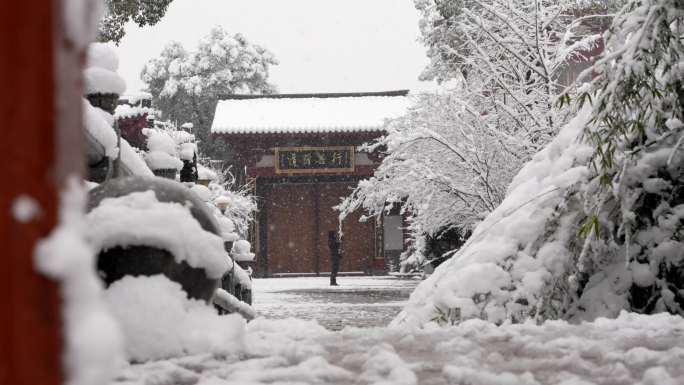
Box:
(338, 0, 614, 271)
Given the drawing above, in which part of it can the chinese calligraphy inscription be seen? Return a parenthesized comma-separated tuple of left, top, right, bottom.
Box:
(275, 146, 354, 174)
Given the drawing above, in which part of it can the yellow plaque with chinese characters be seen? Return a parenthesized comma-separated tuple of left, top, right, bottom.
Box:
(274, 146, 355, 174)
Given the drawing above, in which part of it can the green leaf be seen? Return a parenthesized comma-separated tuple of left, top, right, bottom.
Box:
(579, 215, 601, 239)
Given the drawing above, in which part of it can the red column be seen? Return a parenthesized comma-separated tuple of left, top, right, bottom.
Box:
(0, 1, 84, 384)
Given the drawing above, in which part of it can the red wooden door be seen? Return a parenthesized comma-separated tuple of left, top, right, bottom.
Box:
(267, 184, 317, 273)
(317, 183, 374, 273)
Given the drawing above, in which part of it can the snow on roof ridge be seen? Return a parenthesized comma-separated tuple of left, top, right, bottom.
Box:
(217, 124, 380, 132)
(114, 104, 154, 119)
(219, 89, 409, 99)
(211, 93, 411, 135)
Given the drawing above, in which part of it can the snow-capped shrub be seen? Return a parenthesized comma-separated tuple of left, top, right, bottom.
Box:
(198, 164, 218, 181)
(558, 0, 684, 319)
(394, 0, 684, 327)
(209, 183, 257, 238)
(392, 109, 595, 327)
(339, 0, 605, 271)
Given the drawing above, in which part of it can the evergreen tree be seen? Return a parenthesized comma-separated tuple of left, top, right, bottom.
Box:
(141, 27, 278, 160)
(340, 0, 607, 270)
(98, 0, 174, 44)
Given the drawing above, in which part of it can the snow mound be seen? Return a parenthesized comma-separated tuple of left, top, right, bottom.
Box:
(85, 190, 230, 279)
(104, 275, 245, 362)
(145, 130, 183, 171)
(216, 215, 235, 233)
(179, 142, 197, 161)
(231, 239, 255, 262)
(358, 344, 417, 385)
(145, 151, 184, 171)
(233, 263, 252, 289)
(147, 129, 178, 155)
(120, 139, 154, 177)
(84, 66, 126, 95)
(84, 43, 126, 95)
(114, 104, 154, 120)
(245, 317, 331, 361)
(216, 215, 239, 242)
(191, 184, 212, 202)
(247, 317, 330, 339)
(84, 99, 119, 158)
(113, 311, 684, 385)
(393, 108, 594, 327)
(34, 180, 124, 385)
(87, 42, 119, 71)
(213, 288, 256, 320)
(198, 164, 218, 181)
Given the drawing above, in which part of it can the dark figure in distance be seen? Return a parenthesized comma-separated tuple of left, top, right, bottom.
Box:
(328, 231, 342, 286)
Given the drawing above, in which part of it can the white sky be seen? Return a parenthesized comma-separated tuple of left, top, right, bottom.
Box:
(114, 0, 436, 94)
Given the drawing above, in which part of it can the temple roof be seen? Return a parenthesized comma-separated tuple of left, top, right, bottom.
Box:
(211, 90, 411, 135)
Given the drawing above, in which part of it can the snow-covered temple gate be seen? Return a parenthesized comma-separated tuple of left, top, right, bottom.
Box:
(212, 91, 410, 277)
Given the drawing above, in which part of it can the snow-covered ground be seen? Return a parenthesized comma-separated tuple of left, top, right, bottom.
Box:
(45, 193, 684, 385)
(113, 311, 684, 385)
(252, 276, 421, 330)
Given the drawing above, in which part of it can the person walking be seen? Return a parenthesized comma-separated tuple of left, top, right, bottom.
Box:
(328, 231, 342, 286)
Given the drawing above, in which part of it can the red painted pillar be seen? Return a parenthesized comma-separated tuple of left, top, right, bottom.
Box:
(0, 1, 85, 384)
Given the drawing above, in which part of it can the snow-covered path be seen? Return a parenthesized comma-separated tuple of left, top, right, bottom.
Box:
(114, 312, 684, 385)
(252, 276, 421, 330)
